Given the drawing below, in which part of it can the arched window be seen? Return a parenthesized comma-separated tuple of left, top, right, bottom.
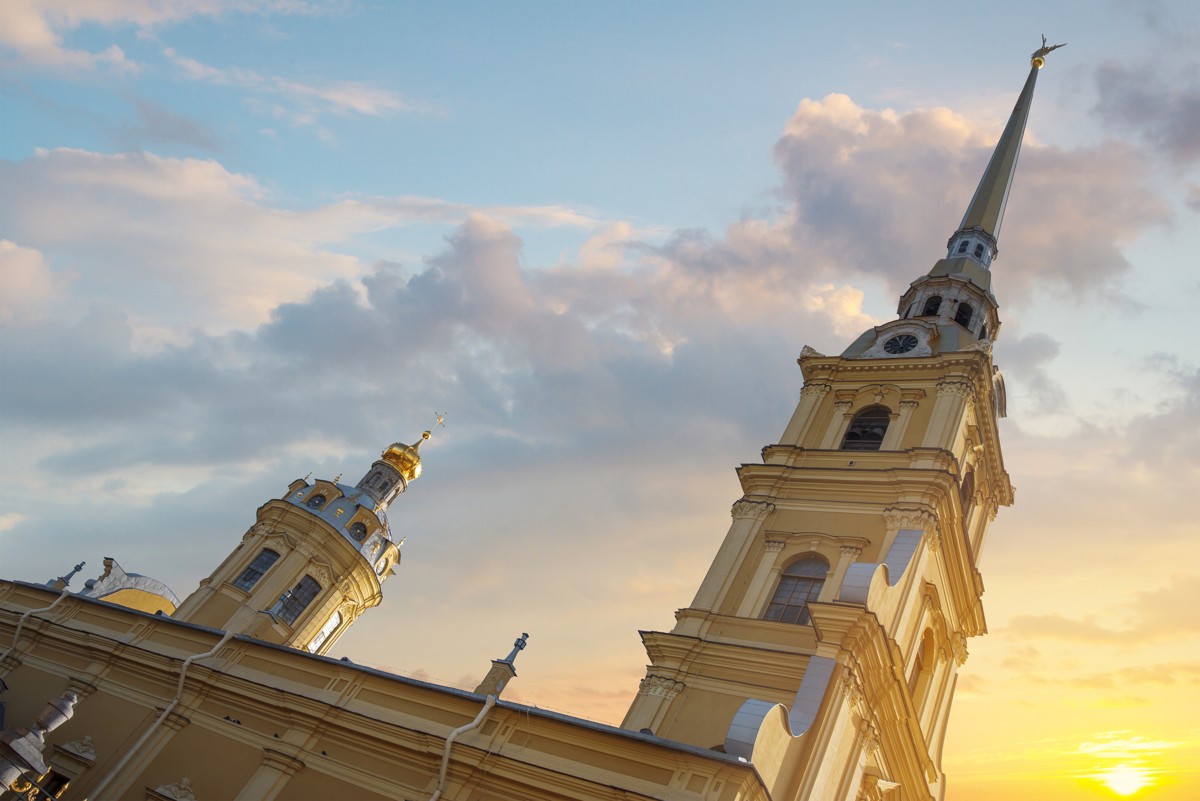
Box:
(763, 555, 829, 625)
(957, 240, 969, 254)
(908, 629, 937, 711)
(348, 521, 368, 542)
(307, 610, 343, 653)
(960, 468, 976, 520)
(979, 323, 989, 340)
(841, 406, 891, 451)
(921, 296, 942, 316)
(973, 243, 985, 259)
(233, 549, 279, 591)
(277, 575, 321, 625)
(954, 302, 974, 329)
(306, 494, 327, 509)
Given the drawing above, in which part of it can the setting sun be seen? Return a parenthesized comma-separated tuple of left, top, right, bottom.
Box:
(1096, 764, 1153, 796)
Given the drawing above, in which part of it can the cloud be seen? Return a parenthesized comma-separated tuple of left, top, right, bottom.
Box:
(1006, 575, 1200, 644)
(1093, 59, 1200, 166)
(0, 240, 71, 324)
(0, 0, 307, 70)
(772, 94, 1169, 303)
(161, 45, 420, 123)
(0, 148, 609, 337)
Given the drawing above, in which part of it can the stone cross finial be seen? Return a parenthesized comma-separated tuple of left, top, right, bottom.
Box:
(504, 633, 529, 664)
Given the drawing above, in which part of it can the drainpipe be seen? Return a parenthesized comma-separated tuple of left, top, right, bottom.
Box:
(427, 694, 497, 801)
(89, 629, 235, 801)
(0, 588, 72, 670)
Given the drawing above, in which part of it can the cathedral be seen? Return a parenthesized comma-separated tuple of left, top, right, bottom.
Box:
(0, 44, 1059, 801)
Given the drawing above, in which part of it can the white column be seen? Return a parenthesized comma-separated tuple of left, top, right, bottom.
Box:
(818, 545, 861, 602)
(690, 500, 773, 612)
(779, 383, 831, 447)
(735, 540, 788, 617)
(921, 381, 973, 449)
(881, 398, 920, 450)
(820, 401, 854, 449)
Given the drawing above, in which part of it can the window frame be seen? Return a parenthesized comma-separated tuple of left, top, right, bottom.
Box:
(762, 554, 830, 626)
(232, 549, 280, 592)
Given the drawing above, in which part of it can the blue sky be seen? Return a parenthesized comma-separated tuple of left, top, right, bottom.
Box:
(3, 3, 1200, 798)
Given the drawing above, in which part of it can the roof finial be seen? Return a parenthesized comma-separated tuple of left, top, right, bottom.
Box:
(1031, 34, 1066, 68)
(503, 632, 529, 665)
(944, 43, 1058, 270)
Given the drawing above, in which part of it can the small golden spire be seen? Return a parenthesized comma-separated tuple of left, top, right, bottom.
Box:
(380, 430, 432, 482)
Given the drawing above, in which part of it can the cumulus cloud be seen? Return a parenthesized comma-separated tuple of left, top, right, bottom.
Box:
(0, 240, 71, 324)
(0, 148, 610, 337)
(772, 94, 1168, 302)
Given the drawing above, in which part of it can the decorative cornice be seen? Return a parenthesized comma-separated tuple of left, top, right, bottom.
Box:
(882, 507, 938, 534)
(731, 500, 774, 520)
(637, 674, 685, 700)
(937, 380, 975, 398)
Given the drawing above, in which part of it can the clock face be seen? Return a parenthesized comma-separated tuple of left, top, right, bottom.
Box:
(883, 334, 918, 354)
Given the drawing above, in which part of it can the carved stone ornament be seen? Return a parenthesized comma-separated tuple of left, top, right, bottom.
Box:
(730, 500, 773, 520)
(925, 530, 943, 553)
(61, 734, 96, 760)
(882, 507, 937, 535)
(799, 345, 826, 360)
(936, 380, 974, 398)
(154, 777, 197, 800)
(963, 340, 994, 354)
(951, 632, 969, 666)
(840, 666, 865, 710)
(856, 718, 881, 756)
(899, 399, 920, 410)
(764, 539, 787, 554)
(799, 382, 831, 399)
(839, 545, 863, 560)
(832, 400, 853, 413)
(638, 674, 685, 700)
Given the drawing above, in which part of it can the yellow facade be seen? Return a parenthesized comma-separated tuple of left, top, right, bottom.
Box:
(0, 49, 1056, 801)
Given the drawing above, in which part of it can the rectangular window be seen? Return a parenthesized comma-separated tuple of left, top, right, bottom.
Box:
(233, 549, 280, 591)
(277, 575, 321, 625)
(307, 610, 343, 653)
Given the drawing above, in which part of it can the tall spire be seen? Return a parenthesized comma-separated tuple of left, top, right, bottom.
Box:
(945, 37, 1065, 270)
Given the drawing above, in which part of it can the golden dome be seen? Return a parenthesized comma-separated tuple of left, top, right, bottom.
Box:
(381, 431, 431, 482)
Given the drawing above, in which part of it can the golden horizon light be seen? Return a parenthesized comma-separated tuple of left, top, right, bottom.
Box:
(1091, 764, 1153, 796)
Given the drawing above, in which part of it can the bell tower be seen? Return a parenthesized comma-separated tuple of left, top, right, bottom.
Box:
(173, 431, 433, 654)
(623, 43, 1061, 800)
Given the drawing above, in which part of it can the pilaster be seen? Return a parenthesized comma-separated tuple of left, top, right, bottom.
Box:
(232, 748, 306, 801)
